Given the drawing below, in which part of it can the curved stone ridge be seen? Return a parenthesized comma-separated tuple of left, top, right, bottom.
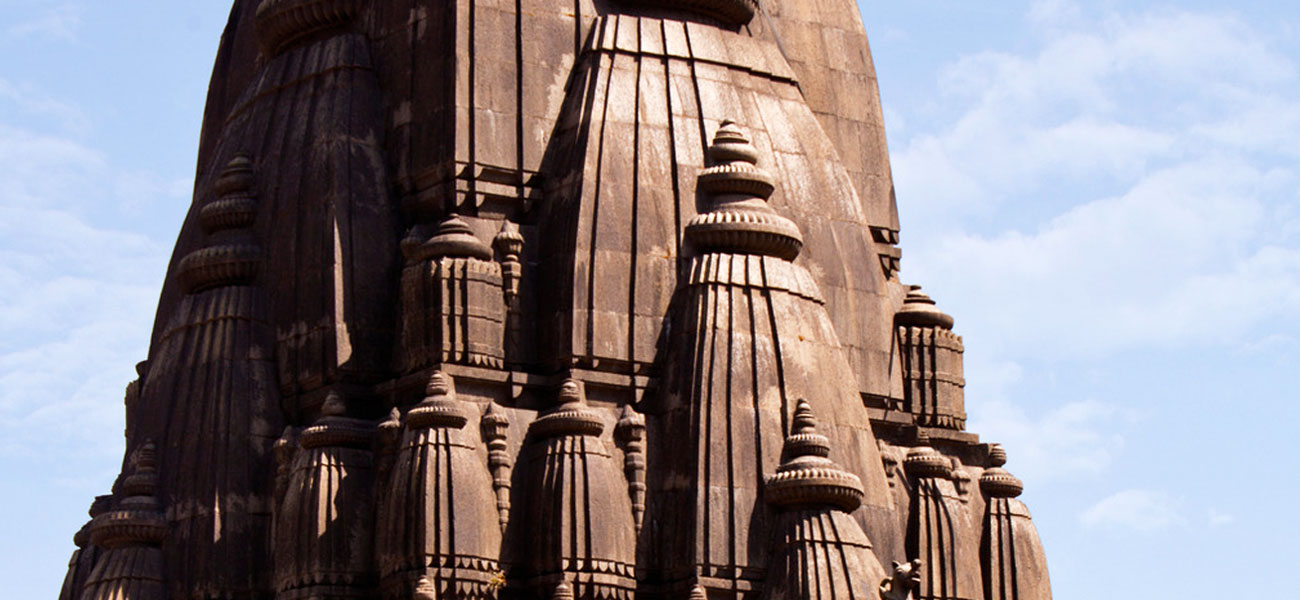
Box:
(255, 0, 364, 55)
(685, 120, 804, 261)
(620, 0, 758, 26)
(765, 399, 865, 512)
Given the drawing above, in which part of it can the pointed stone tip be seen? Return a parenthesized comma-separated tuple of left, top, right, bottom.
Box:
(425, 370, 454, 398)
(987, 443, 1008, 467)
(557, 378, 585, 406)
(321, 391, 347, 417)
(414, 575, 438, 600)
(551, 580, 574, 600)
(689, 584, 708, 600)
(792, 399, 817, 435)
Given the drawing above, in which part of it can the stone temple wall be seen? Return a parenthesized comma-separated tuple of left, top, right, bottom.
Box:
(60, 2, 1051, 600)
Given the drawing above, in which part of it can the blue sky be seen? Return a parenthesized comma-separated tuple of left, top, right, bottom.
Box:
(2, 1, 1296, 598)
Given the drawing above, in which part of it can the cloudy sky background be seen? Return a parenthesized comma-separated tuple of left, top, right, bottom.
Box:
(1, 1, 1296, 597)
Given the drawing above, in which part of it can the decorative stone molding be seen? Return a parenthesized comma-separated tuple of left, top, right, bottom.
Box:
(685, 120, 803, 261)
(255, 0, 364, 56)
(620, 0, 758, 26)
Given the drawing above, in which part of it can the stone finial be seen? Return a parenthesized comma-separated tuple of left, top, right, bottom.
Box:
(903, 446, 953, 479)
(493, 221, 525, 259)
(551, 581, 574, 600)
(987, 443, 1008, 468)
(180, 155, 264, 294)
(688, 584, 708, 600)
(409, 216, 494, 262)
(684, 120, 803, 261)
(482, 402, 514, 532)
(201, 155, 258, 234)
(407, 370, 468, 429)
(528, 378, 603, 439)
(616, 405, 648, 531)
(414, 576, 439, 600)
(980, 467, 1024, 499)
(764, 399, 865, 512)
(895, 285, 955, 330)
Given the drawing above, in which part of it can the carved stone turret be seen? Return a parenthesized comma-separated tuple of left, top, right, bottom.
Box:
(400, 216, 506, 370)
(80, 443, 168, 600)
(376, 372, 502, 600)
(511, 379, 636, 600)
(896, 286, 967, 430)
(761, 400, 892, 600)
(275, 393, 377, 599)
(980, 450, 1052, 600)
(904, 447, 983, 600)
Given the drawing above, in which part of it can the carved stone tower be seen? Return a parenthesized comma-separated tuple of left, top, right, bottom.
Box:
(61, 2, 1052, 600)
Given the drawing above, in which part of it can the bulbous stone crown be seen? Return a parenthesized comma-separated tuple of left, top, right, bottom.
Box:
(620, 0, 758, 26)
(979, 467, 1024, 498)
(255, 0, 364, 55)
(765, 400, 865, 512)
(685, 120, 803, 261)
(904, 446, 953, 479)
(407, 215, 495, 262)
(300, 391, 375, 449)
(406, 371, 469, 429)
(895, 285, 955, 330)
(529, 378, 604, 439)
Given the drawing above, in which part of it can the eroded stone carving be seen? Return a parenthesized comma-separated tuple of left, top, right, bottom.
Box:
(62, 4, 1053, 598)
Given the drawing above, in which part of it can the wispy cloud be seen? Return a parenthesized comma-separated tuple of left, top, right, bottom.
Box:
(895, 6, 1300, 358)
(4, 4, 83, 43)
(1081, 489, 1184, 532)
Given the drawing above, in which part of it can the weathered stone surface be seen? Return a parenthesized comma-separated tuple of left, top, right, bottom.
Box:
(61, 3, 1053, 600)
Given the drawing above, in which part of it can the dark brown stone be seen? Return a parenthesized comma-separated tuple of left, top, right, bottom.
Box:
(62, 3, 1053, 600)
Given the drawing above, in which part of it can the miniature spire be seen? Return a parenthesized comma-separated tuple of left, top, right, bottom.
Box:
(178, 155, 265, 294)
(896, 285, 955, 330)
(80, 441, 168, 600)
(481, 402, 513, 532)
(684, 120, 803, 261)
(765, 399, 865, 512)
(408, 215, 494, 262)
(616, 404, 648, 532)
(979, 449, 1051, 600)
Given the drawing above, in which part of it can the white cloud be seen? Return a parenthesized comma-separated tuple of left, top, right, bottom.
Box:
(1081, 489, 1184, 532)
(0, 104, 172, 460)
(961, 357, 1135, 484)
(894, 6, 1300, 358)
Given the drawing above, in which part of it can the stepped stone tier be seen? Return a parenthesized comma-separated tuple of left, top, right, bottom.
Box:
(61, 2, 1052, 600)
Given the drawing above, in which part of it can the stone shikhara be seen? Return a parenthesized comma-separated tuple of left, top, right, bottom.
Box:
(60, 2, 1051, 600)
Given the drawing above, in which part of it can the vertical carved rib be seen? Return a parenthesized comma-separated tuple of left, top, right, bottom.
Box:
(616, 405, 647, 532)
(481, 402, 513, 533)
